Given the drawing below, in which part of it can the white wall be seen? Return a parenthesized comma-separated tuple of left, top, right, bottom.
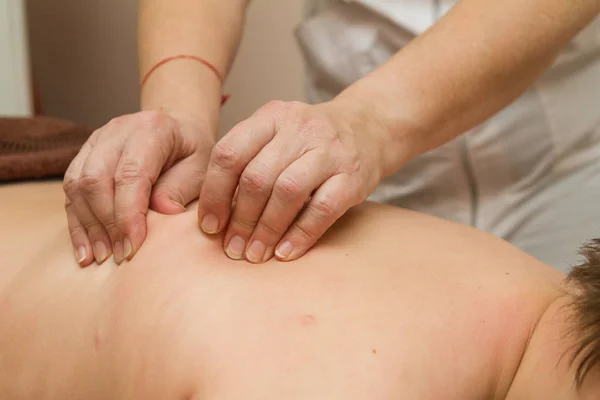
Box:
(0, 0, 32, 116)
(25, 0, 306, 135)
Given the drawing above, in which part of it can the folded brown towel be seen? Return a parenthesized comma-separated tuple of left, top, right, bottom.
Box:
(0, 116, 92, 182)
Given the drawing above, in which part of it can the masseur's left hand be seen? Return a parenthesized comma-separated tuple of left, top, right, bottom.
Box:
(197, 99, 390, 263)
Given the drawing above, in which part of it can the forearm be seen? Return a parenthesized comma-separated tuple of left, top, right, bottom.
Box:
(139, 0, 249, 138)
(335, 0, 600, 176)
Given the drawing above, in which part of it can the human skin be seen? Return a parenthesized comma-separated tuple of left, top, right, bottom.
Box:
(63, 0, 600, 267)
(1, 181, 597, 399)
(62, 0, 248, 266)
(202, 0, 600, 265)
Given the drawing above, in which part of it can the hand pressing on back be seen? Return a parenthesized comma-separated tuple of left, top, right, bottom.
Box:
(63, 110, 215, 266)
(198, 99, 392, 263)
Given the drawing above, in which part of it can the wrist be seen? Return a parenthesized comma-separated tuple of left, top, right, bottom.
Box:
(165, 109, 218, 147)
(141, 58, 223, 139)
(329, 88, 422, 178)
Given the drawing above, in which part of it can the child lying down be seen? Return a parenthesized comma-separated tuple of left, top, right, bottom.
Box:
(0, 181, 598, 399)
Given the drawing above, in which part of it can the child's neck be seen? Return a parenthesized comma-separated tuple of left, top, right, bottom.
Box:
(504, 295, 583, 400)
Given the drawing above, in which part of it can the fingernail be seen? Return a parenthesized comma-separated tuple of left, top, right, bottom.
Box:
(123, 237, 134, 261)
(225, 235, 246, 260)
(114, 241, 124, 264)
(275, 241, 294, 260)
(201, 213, 219, 234)
(246, 240, 266, 263)
(93, 241, 110, 264)
(75, 246, 87, 265)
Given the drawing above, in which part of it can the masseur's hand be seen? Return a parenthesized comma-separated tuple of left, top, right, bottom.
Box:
(198, 99, 389, 263)
(64, 110, 214, 266)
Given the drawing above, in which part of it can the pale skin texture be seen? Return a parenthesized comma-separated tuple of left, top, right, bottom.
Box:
(63, 0, 246, 266)
(1, 181, 599, 399)
(63, 0, 600, 266)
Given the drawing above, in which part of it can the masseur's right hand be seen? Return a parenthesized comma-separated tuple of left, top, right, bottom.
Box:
(63, 110, 215, 266)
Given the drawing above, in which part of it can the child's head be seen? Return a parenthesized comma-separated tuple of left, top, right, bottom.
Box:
(567, 239, 600, 388)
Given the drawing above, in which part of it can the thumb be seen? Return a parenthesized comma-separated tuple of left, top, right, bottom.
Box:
(150, 154, 207, 214)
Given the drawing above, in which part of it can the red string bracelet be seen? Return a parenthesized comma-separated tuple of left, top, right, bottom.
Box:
(141, 54, 231, 106)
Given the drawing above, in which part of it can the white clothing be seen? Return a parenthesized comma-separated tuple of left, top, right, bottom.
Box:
(297, 0, 600, 272)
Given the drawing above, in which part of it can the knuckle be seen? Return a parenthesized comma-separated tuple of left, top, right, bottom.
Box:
(239, 170, 269, 196)
(103, 222, 122, 239)
(107, 115, 127, 127)
(200, 191, 224, 209)
(62, 176, 79, 197)
(274, 176, 303, 200)
(102, 219, 122, 235)
(293, 221, 318, 242)
(211, 141, 240, 171)
(88, 128, 101, 141)
(115, 159, 147, 187)
(231, 215, 257, 232)
(110, 211, 144, 230)
(105, 211, 146, 241)
(77, 141, 94, 156)
(256, 218, 284, 237)
(79, 218, 104, 232)
(79, 172, 109, 195)
(262, 100, 287, 113)
(311, 195, 341, 220)
(68, 224, 88, 240)
(298, 116, 330, 141)
(286, 101, 307, 115)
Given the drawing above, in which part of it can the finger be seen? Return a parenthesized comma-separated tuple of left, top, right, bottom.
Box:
(64, 141, 110, 266)
(78, 136, 126, 261)
(112, 125, 177, 263)
(274, 174, 357, 261)
(231, 185, 239, 208)
(64, 144, 93, 265)
(243, 149, 334, 263)
(198, 114, 277, 236)
(150, 152, 210, 214)
(65, 187, 113, 266)
(65, 196, 111, 266)
(222, 130, 310, 260)
(65, 197, 93, 266)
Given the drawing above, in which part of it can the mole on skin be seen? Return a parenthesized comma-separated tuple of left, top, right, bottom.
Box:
(94, 329, 103, 350)
(301, 314, 317, 326)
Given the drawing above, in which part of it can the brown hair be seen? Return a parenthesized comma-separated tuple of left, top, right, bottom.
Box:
(566, 238, 600, 388)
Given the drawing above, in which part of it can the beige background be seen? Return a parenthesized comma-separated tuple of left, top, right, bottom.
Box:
(26, 0, 306, 135)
